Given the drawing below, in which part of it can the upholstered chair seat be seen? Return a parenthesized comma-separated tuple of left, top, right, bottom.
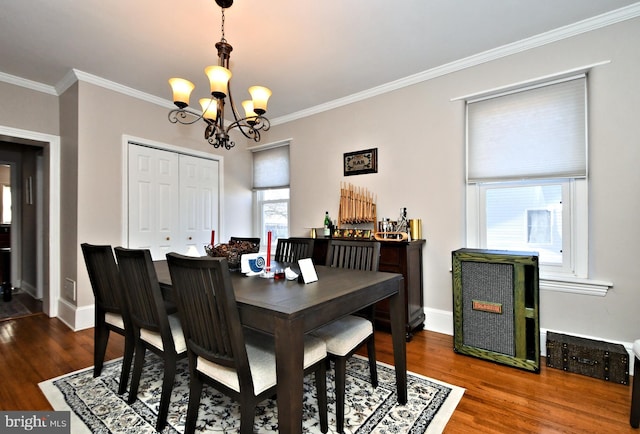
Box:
(197, 330, 326, 395)
(311, 315, 373, 357)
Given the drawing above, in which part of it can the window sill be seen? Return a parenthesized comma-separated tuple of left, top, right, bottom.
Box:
(539, 276, 612, 296)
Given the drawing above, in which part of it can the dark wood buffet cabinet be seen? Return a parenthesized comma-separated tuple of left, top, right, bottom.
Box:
(309, 237, 425, 340)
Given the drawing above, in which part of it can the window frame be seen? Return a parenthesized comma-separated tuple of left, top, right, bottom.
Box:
(253, 188, 290, 256)
(463, 73, 611, 296)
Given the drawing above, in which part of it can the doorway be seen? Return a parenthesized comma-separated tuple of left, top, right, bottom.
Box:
(0, 125, 61, 319)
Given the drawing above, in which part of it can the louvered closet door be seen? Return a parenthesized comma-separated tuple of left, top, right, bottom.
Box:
(179, 154, 219, 256)
(128, 144, 180, 260)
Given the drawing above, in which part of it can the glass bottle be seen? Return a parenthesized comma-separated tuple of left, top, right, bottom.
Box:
(323, 211, 331, 237)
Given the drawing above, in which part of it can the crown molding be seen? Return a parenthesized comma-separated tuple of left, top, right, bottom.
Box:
(67, 69, 174, 109)
(270, 3, 640, 125)
(0, 71, 57, 95)
(2, 3, 639, 124)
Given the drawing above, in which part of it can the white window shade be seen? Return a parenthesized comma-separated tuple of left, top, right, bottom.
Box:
(252, 144, 290, 189)
(467, 76, 587, 183)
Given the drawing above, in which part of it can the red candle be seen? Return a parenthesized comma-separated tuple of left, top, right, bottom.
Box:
(266, 231, 272, 270)
(210, 230, 215, 246)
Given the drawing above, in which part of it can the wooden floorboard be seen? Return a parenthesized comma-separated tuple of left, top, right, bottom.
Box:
(0, 314, 635, 433)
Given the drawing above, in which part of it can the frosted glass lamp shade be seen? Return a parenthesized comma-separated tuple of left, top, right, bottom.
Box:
(248, 86, 271, 115)
(199, 98, 218, 121)
(205, 65, 232, 98)
(169, 78, 195, 108)
(242, 100, 258, 124)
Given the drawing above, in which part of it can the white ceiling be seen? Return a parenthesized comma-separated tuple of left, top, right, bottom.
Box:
(1, 0, 639, 122)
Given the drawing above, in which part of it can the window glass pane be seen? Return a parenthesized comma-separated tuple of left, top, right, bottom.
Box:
(485, 183, 563, 265)
(257, 188, 289, 254)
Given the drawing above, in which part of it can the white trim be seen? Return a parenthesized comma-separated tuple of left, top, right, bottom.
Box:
(451, 62, 608, 102)
(540, 277, 612, 296)
(272, 5, 640, 125)
(0, 71, 57, 95)
(247, 138, 292, 153)
(2, 5, 639, 125)
(0, 125, 60, 318)
(71, 70, 173, 109)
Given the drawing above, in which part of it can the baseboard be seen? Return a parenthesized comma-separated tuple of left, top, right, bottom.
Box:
(56, 298, 95, 331)
(18, 281, 38, 298)
(422, 307, 635, 374)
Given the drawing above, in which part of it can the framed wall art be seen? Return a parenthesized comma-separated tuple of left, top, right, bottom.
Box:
(343, 148, 378, 176)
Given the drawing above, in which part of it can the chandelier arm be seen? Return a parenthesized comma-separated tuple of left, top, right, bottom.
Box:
(168, 108, 207, 125)
(225, 115, 270, 142)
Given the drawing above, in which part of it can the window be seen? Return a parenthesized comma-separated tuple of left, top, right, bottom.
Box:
(466, 75, 590, 283)
(251, 142, 290, 256)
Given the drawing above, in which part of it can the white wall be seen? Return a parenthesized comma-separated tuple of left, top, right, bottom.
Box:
(260, 17, 640, 344)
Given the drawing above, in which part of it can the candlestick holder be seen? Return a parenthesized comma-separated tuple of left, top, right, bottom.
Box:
(260, 267, 274, 278)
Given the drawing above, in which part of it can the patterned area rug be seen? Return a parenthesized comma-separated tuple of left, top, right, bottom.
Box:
(40, 353, 464, 433)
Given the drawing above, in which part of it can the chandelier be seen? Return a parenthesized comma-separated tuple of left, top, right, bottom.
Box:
(168, 0, 271, 150)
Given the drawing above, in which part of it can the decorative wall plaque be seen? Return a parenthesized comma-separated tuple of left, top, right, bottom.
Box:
(343, 148, 378, 176)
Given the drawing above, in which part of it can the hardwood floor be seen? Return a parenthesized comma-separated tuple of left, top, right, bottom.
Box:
(0, 314, 635, 433)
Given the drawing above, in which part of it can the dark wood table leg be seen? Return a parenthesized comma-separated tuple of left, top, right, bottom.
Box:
(389, 279, 407, 404)
(274, 316, 305, 434)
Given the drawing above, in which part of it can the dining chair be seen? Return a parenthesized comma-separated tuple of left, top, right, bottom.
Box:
(81, 243, 134, 395)
(274, 237, 315, 263)
(114, 247, 187, 432)
(311, 239, 381, 433)
(165, 252, 329, 434)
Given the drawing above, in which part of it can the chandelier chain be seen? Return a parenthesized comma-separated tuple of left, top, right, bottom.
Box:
(220, 8, 226, 42)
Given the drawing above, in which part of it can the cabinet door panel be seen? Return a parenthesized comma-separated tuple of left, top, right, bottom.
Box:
(128, 144, 219, 260)
(128, 145, 179, 260)
(179, 154, 219, 256)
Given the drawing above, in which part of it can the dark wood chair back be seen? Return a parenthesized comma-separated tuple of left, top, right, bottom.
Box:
(81, 243, 134, 392)
(114, 247, 173, 347)
(325, 240, 381, 271)
(166, 253, 253, 390)
(115, 247, 188, 431)
(81, 243, 126, 317)
(274, 238, 315, 263)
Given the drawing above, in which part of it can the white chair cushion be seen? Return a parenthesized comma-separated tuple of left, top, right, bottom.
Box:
(633, 339, 640, 358)
(140, 314, 187, 354)
(105, 312, 124, 330)
(311, 315, 373, 357)
(196, 331, 326, 395)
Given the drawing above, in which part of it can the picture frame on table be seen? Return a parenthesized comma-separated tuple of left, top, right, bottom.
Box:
(343, 148, 378, 176)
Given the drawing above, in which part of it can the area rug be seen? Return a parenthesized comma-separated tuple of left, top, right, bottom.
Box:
(40, 354, 464, 433)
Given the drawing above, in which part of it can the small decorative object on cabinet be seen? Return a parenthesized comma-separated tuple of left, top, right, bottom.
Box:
(311, 237, 425, 341)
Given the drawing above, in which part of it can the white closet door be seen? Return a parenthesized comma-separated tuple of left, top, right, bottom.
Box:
(179, 154, 219, 256)
(128, 145, 180, 260)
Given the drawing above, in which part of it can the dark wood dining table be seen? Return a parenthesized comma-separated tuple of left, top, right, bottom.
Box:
(154, 260, 407, 434)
